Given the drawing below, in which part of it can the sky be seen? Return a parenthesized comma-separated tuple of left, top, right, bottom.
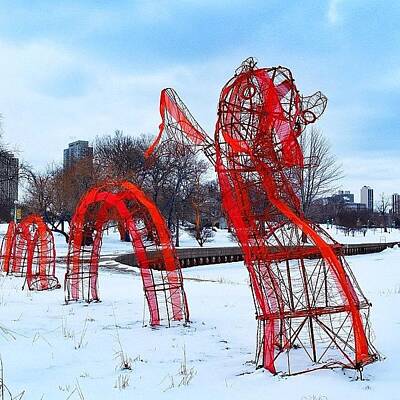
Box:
(0, 0, 399, 202)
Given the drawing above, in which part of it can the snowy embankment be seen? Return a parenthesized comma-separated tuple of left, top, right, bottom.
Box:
(320, 224, 400, 245)
(0, 237, 398, 398)
(2, 223, 399, 258)
(51, 225, 400, 255)
(0, 224, 237, 257)
(0, 223, 399, 398)
(50, 225, 400, 257)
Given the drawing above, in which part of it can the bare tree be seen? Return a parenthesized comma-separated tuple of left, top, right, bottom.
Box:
(376, 193, 390, 233)
(186, 179, 217, 247)
(22, 166, 68, 241)
(160, 143, 209, 246)
(22, 157, 95, 242)
(94, 131, 150, 185)
(293, 127, 343, 219)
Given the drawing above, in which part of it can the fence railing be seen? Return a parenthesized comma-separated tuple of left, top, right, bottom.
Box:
(115, 241, 399, 270)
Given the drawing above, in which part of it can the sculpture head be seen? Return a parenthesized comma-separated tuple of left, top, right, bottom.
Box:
(217, 58, 327, 167)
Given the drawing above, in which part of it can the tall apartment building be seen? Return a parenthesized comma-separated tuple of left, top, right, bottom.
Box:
(0, 150, 19, 220)
(392, 193, 400, 215)
(332, 190, 354, 204)
(360, 186, 374, 211)
(63, 140, 93, 170)
(322, 190, 366, 212)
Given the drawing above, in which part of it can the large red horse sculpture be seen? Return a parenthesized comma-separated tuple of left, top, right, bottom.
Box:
(146, 58, 378, 374)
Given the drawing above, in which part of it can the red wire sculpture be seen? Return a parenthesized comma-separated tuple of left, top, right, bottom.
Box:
(146, 57, 378, 375)
(64, 180, 189, 327)
(1, 215, 60, 291)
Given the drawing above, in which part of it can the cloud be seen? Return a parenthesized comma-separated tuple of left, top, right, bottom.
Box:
(0, 38, 236, 168)
(375, 68, 400, 91)
(327, 0, 342, 25)
(340, 152, 400, 200)
(0, 33, 397, 202)
(0, 0, 399, 201)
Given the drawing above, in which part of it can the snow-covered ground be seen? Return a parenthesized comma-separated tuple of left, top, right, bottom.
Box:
(0, 225, 237, 257)
(0, 237, 399, 398)
(50, 225, 400, 256)
(0, 223, 399, 398)
(321, 224, 400, 245)
(2, 223, 399, 259)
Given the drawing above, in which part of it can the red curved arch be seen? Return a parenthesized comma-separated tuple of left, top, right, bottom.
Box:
(65, 181, 189, 327)
(3, 215, 59, 291)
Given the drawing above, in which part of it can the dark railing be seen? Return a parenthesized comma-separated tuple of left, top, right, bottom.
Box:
(116, 241, 399, 270)
(341, 241, 398, 255)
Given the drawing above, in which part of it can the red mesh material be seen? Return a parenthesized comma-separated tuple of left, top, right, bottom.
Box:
(146, 57, 378, 375)
(2, 215, 60, 291)
(64, 180, 189, 327)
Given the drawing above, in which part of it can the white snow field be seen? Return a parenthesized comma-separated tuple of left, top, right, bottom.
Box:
(48, 225, 400, 258)
(320, 224, 400, 245)
(0, 226, 399, 399)
(2, 223, 399, 257)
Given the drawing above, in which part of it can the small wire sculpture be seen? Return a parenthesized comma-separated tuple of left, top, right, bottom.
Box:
(1, 215, 60, 291)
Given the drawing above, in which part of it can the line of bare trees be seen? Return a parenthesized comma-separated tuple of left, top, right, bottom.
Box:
(311, 191, 395, 234)
(22, 131, 221, 246)
(20, 126, 343, 245)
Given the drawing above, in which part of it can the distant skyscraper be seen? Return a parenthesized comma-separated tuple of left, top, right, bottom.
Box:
(0, 150, 19, 220)
(333, 190, 354, 203)
(392, 193, 400, 215)
(360, 186, 374, 211)
(320, 189, 366, 214)
(63, 140, 93, 170)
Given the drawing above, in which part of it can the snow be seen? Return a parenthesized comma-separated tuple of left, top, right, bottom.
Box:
(321, 224, 400, 244)
(44, 226, 236, 258)
(53, 227, 134, 257)
(0, 228, 399, 398)
(177, 227, 236, 248)
(51, 225, 400, 255)
(3, 221, 397, 261)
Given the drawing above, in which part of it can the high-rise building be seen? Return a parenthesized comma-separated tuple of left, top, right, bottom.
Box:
(323, 190, 366, 212)
(392, 193, 400, 215)
(332, 190, 354, 204)
(360, 186, 374, 211)
(63, 140, 93, 170)
(0, 150, 19, 220)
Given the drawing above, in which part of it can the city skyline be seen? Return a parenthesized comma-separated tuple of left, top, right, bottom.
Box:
(332, 186, 400, 207)
(56, 136, 400, 201)
(60, 134, 400, 205)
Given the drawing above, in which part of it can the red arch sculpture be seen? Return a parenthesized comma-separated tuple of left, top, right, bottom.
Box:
(146, 58, 378, 374)
(2, 215, 60, 291)
(64, 181, 189, 327)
